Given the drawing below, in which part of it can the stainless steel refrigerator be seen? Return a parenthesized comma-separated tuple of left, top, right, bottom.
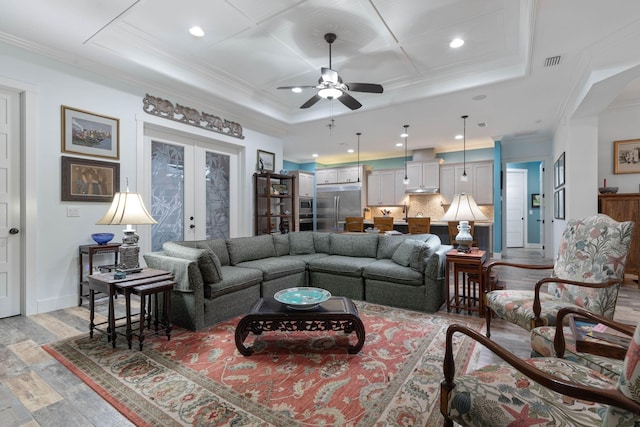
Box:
(316, 183, 363, 232)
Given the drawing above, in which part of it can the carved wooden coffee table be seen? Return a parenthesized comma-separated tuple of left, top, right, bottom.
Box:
(235, 296, 366, 356)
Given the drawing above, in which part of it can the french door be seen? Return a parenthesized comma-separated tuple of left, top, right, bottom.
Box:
(145, 127, 236, 250)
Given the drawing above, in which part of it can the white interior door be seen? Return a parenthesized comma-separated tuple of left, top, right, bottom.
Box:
(0, 88, 21, 318)
(506, 169, 526, 247)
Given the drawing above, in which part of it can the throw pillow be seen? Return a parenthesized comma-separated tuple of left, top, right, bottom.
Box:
(391, 239, 416, 267)
(163, 241, 223, 283)
(273, 233, 290, 257)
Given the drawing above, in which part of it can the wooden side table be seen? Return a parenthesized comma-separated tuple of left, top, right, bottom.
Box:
(78, 243, 120, 306)
(87, 268, 173, 348)
(446, 249, 487, 316)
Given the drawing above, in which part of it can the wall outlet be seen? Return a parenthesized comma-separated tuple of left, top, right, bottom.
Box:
(67, 207, 80, 217)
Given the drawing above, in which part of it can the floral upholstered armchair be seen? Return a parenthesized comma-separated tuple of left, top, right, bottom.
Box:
(440, 321, 640, 426)
(484, 214, 634, 337)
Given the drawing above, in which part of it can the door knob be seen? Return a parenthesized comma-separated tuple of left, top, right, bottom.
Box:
(9, 228, 19, 234)
(190, 224, 195, 229)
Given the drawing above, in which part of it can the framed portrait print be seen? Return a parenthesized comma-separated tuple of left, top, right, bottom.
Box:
(61, 105, 120, 159)
(61, 156, 120, 202)
(613, 139, 640, 174)
(257, 149, 275, 172)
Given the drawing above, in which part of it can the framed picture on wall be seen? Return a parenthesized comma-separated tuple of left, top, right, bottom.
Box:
(531, 193, 541, 208)
(257, 150, 275, 172)
(61, 106, 120, 159)
(554, 188, 565, 219)
(554, 152, 565, 188)
(613, 139, 640, 174)
(61, 156, 120, 202)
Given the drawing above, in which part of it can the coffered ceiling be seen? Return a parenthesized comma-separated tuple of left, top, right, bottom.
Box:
(1, 0, 640, 163)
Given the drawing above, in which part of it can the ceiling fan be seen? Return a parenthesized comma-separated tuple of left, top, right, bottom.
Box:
(277, 33, 383, 110)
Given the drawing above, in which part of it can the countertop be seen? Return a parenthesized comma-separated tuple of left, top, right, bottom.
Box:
(363, 219, 493, 227)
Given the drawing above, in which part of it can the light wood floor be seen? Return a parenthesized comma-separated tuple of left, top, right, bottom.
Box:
(1, 248, 638, 426)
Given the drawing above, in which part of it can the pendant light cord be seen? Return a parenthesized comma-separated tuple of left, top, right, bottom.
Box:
(461, 115, 468, 180)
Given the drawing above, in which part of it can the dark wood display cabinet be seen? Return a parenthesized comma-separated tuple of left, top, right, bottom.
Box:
(254, 172, 296, 235)
(598, 193, 640, 279)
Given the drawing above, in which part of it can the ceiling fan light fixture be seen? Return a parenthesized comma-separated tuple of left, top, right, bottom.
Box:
(291, 87, 302, 93)
(318, 87, 343, 99)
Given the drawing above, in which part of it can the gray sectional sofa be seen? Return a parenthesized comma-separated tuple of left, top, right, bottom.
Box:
(143, 231, 452, 330)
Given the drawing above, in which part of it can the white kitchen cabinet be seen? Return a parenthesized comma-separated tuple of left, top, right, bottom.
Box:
(315, 168, 338, 184)
(439, 161, 493, 205)
(292, 171, 314, 197)
(395, 169, 409, 205)
(367, 170, 396, 205)
(406, 161, 440, 191)
(338, 166, 362, 183)
(316, 166, 365, 185)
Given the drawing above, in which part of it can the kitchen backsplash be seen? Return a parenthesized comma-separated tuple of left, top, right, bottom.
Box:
(366, 194, 494, 222)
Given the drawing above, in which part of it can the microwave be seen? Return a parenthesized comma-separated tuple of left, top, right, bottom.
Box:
(299, 198, 313, 212)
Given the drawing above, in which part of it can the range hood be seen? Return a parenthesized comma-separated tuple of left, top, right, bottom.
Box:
(405, 187, 439, 194)
(404, 149, 441, 194)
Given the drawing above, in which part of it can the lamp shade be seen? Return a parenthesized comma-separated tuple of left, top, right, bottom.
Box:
(440, 193, 488, 222)
(96, 192, 157, 225)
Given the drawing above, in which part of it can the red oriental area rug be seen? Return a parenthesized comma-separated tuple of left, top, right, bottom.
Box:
(44, 302, 484, 426)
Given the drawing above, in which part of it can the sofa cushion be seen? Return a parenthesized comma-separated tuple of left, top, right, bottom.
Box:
(313, 232, 331, 254)
(330, 233, 378, 258)
(191, 239, 230, 266)
(226, 235, 276, 265)
(391, 239, 434, 272)
(363, 259, 424, 286)
(272, 234, 290, 257)
(280, 253, 330, 265)
(204, 266, 263, 299)
(236, 257, 306, 281)
(162, 241, 223, 283)
(376, 234, 408, 259)
(289, 231, 316, 254)
(308, 255, 377, 277)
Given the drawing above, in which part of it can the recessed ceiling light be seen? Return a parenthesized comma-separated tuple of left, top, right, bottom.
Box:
(312, 153, 318, 158)
(347, 149, 354, 153)
(189, 26, 205, 37)
(450, 38, 464, 48)
(395, 142, 403, 147)
(291, 87, 302, 93)
(455, 134, 463, 140)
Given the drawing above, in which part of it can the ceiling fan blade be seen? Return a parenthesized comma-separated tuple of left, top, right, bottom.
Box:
(337, 92, 362, 110)
(321, 67, 339, 84)
(346, 83, 384, 93)
(300, 94, 322, 109)
(277, 85, 316, 90)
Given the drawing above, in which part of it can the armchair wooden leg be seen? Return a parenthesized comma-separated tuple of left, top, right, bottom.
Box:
(485, 304, 492, 338)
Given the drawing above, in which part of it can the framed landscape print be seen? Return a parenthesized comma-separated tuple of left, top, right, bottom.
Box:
(61, 156, 120, 202)
(554, 152, 565, 188)
(531, 193, 541, 208)
(554, 188, 565, 219)
(613, 139, 640, 174)
(61, 105, 120, 159)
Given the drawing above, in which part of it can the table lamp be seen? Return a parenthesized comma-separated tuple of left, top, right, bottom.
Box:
(440, 193, 488, 252)
(96, 190, 157, 273)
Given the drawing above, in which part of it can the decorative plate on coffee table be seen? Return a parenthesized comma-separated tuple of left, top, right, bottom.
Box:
(274, 287, 331, 310)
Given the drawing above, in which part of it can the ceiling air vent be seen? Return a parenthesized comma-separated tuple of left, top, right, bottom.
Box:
(544, 56, 561, 67)
(476, 122, 487, 128)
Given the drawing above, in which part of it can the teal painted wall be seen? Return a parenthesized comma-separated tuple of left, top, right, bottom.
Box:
(436, 147, 494, 163)
(508, 161, 542, 244)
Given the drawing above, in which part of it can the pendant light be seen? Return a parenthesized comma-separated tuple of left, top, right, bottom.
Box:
(460, 115, 469, 182)
(402, 125, 409, 185)
(356, 132, 361, 182)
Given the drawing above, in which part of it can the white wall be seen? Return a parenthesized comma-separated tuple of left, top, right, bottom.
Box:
(0, 49, 283, 314)
(598, 104, 640, 193)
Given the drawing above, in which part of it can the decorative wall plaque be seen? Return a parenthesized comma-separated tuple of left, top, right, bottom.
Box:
(142, 94, 244, 139)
